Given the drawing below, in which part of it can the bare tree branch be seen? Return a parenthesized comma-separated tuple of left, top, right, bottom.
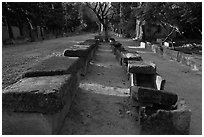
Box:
(102, 2, 108, 15)
(104, 6, 112, 16)
(86, 2, 104, 25)
(94, 2, 98, 10)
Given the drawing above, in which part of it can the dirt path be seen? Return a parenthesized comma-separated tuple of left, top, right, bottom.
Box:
(59, 43, 140, 135)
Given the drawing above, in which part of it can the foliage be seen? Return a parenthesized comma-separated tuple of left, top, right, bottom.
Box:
(110, 2, 139, 37)
(2, 2, 82, 38)
(80, 4, 99, 32)
(134, 2, 202, 40)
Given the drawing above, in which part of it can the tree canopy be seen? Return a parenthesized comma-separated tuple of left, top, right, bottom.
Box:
(2, 2, 202, 41)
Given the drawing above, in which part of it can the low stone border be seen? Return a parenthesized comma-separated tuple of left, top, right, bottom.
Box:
(146, 43, 202, 71)
(63, 39, 98, 76)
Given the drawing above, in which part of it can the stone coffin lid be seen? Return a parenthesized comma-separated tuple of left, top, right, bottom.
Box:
(22, 56, 82, 78)
(138, 86, 178, 106)
(128, 61, 156, 74)
(63, 45, 91, 57)
(122, 52, 143, 63)
(3, 75, 75, 114)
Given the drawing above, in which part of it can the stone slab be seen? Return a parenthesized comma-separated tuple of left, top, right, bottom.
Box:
(138, 87, 178, 106)
(63, 45, 90, 57)
(128, 61, 156, 74)
(3, 91, 74, 135)
(122, 52, 143, 65)
(22, 56, 82, 78)
(3, 74, 78, 114)
(155, 74, 166, 90)
(134, 73, 155, 88)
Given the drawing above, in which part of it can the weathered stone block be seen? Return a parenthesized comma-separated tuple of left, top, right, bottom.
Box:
(155, 75, 166, 90)
(140, 42, 146, 48)
(122, 52, 143, 65)
(63, 45, 90, 57)
(138, 87, 178, 106)
(140, 100, 191, 135)
(135, 73, 155, 88)
(130, 72, 154, 99)
(22, 56, 82, 78)
(2, 74, 80, 134)
(130, 73, 166, 101)
(3, 74, 78, 113)
(128, 61, 156, 74)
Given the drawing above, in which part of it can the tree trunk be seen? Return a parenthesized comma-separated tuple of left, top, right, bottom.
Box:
(100, 23, 103, 33)
(104, 24, 109, 42)
(141, 25, 146, 42)
(6, 18, 14, 39)
(18, 22, 23, 36)
(28, 27, 33, 42)
(4, 3, 14, 39)
(40, 26, 44, 40)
